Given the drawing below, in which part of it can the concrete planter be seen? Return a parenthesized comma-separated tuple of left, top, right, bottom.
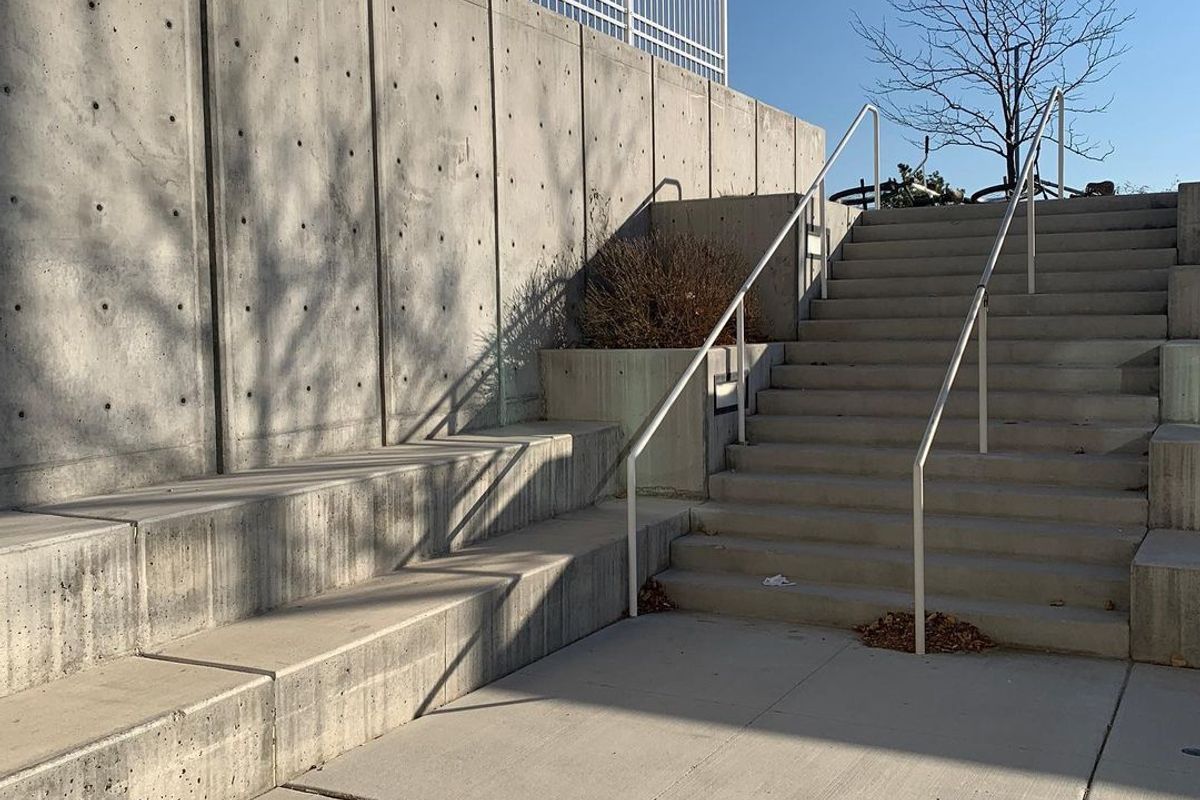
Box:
(540, 344, 784, 496)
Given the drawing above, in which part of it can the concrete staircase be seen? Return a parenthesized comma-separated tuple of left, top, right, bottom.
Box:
(659, 192, 1177, 658)
(0, 422, 692, 799)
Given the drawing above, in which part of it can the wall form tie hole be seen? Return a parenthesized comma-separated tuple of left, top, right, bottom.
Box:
(234, 39, 240, 47)
(172, 209, 180, 217)
(169, 114, 176, 123)
(104, 403, 111, 410)
(306, 386, 311, 392)
(92, 101, 100, 110)
(177, 303, 183, 310)
(96, 204, 103, 212)
(18, 411, 25, 418)
(165, 19, 173, 29)
(179, 397, 187, 404)
(101, 302, 109, 310)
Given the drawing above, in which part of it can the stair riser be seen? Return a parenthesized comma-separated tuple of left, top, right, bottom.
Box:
(692, 507, 1142, 566)
(862, 192, 1177, 225)
(771, 364, 1158, 394)
(756, 390, 1159, 424)
(852, 207, 1176, 242)
(843, 228, 1176, 260)
(671, 540, 1129, 609)
(784, 339, 1162, 367)
(727, 447, 1148, 490)
(811, 292, 1166, 320)
(747, 417, 1151, 455)
(710, 475, 1147, 526)
(799, 316, 1167, 341)
(657, 575, 1129, 658)
(834, 249, 1178, 280)
(827, 270, 1168, 299)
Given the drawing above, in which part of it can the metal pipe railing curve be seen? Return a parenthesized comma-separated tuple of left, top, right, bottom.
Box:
(625, 103, 881, 616)
(910, 87, 1066, 654)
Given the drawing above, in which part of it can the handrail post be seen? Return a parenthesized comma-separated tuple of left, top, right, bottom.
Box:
(912, 464, 926, 655)
(627, 457, 638, 617)
(736, 299, 746, 444)
(872, 108, 881, 208)
(1057, 92, 1065, 200)
(1027, 166, 1036, 294)
(623, 0, 634, 44)
(819, 180, 828, 300)
(979, 292, 988, 454)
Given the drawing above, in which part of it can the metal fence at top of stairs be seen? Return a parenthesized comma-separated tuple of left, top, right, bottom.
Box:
(911, 88, 1067, 654)
(533, 0, 729, 84)
(625, 103, 881, 618)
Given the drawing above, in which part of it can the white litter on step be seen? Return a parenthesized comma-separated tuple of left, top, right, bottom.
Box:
(762, 574, 796, 587)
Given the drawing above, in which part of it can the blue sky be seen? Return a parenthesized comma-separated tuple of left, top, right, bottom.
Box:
(728, 0, 1199, 196)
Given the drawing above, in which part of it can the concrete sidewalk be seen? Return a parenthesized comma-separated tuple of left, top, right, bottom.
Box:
(265, 613, 1200, 800)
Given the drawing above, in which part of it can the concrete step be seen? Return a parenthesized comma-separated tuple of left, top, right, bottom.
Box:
(843, 228, 1176, 261)
(0, 657, 275, 800)
(709, 471, 1147, 526)
(693, 502, 1144, 566)
(656, 569, 1129, 658)
(784, 338, 1162, 367)
(671, 534, 1129, 610)
(747, 414, 1152, 455)
(852, 206, 1177, 243)
(826, 268, 1169, 300)
(7, 421, 619, 694)
(726, 443, 1148, 490)
(810, 291, 1166, 320)
(0, 499, 692, 797)
(833, 248, 1178, 280)
(771, 362, 1158, 394)
(797, 314, 1167, 340)
(861, 192, 1177, 226)
(756, 388, 1159, 424)
(142, 499, 691, 783)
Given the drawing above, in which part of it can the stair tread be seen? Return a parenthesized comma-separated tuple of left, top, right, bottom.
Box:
(694, 500, 1146, 541)
(750, 412, 1155, 431)
(759, 386, 1157, 402)
(657, 568, 1129, 627)
(716, 469, 1146, 502)
(674, 533, 1131, 582)
(729, 441, 1148, 468)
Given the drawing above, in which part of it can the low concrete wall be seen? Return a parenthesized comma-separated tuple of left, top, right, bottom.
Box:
(1180, 182, 1199, 266)
(540, 344, 784, 495)
(1150, 424, 1200, 531)
(651, 195, 863, 340)
(1131, 529, 1200, 668)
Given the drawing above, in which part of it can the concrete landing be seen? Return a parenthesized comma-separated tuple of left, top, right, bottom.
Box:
(273, 614, 1200, 800)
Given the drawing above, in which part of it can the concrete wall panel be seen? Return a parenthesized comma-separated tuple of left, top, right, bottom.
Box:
(492, 0, 585, 422)
(0, 0, 214, 507)
(375, 0, 499, 442)
(709, 83, 756, 197)
(206, 0, 381, 469)
(654, 63, 710, 201)
(796, 117, 826, 195)
(583, 30, 653, 257)
(756, 102, 795, 195)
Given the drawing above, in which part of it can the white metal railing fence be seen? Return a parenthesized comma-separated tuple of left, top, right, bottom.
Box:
(534, 0, 728, 83)
(625, 104, 881, 617)
(910, 88, 1066, 655)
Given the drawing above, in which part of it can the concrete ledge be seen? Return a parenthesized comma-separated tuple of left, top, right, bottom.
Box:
(1149, 424, 1200, 530)
(1161, 341, 1200, 422)
(1168, 267, 1200, 339)
(541, 345, 783, 496)
(0, 658, 273, 800)
(1179, 182, 1199, 265)
(1131, 529, 1200, 667)
(4, 422, 619, 689)
(145, 498, 693, 781)
(0, 513, 136, 697)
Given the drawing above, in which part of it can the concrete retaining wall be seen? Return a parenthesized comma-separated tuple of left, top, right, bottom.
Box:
(0, 0, 826, 508)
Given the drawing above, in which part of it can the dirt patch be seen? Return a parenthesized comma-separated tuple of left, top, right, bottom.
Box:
(856, 611, 996, 654)
(637, 578, 675, 615)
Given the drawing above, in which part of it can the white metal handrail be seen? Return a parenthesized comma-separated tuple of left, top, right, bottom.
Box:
(626, 104, 881, 616)
(911, 87, 1065, 655)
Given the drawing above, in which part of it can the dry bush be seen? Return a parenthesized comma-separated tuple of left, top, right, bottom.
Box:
(579, 232, 762, 349)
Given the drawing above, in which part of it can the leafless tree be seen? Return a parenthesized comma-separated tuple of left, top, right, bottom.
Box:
(853, 0, 1132, 185)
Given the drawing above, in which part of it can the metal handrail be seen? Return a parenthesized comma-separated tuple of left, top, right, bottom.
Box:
(910, 87, 1065, 655)
(625, 103, 881, 616)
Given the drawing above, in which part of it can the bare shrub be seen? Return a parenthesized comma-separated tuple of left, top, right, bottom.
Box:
(579, 232, 762, 349)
